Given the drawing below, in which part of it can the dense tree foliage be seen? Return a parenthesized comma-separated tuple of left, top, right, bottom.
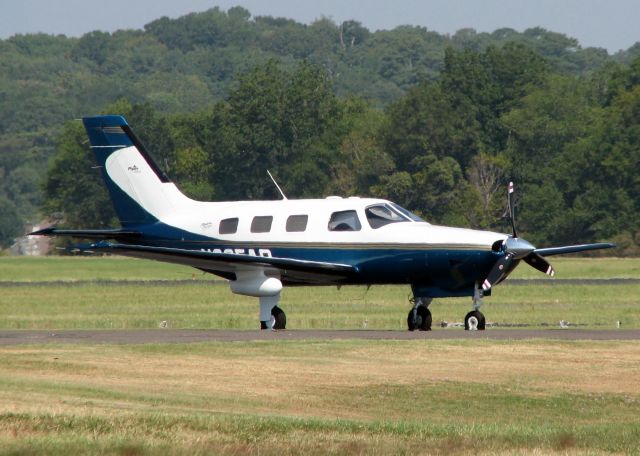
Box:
(1, 7, 639, 252)
(0, 195, 21, 248)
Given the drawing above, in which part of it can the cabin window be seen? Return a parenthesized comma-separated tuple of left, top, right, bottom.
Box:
(365, 204, 408, 229)
(286, 215, 308, 232)
(328, 210, 361, 231)
(219, 218, 239, 234)
(251, 216, 273, 233)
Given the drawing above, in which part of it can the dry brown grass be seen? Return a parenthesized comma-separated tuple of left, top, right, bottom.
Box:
(1, 340, 639, 455)
(2, 340, 639, 419)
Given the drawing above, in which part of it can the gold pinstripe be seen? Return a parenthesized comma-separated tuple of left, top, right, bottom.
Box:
(178, 239, 492, 251)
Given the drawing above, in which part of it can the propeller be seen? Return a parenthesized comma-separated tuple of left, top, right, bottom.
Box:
(482, 182, 555, 291)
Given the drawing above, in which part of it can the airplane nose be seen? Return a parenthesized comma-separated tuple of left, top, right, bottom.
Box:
(505, 237, 536, 259)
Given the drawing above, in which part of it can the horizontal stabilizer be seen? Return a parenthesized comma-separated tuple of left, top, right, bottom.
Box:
(534, 243, 615, 257)
(29, 227, 141, 240)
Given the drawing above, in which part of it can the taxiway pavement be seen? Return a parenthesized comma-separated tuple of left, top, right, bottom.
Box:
(1, 329, 639, 346)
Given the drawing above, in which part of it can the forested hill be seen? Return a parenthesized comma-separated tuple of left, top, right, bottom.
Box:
(1, 6, 639, 252)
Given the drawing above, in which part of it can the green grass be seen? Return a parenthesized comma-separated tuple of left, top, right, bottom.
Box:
(0, 256, 638, 330)
(509, 256, 640, 279)
(1, 411, 638, 455)
(0, 256, 216, 282)
(1, 256, 638, 282)
(0, 281, 638, 329)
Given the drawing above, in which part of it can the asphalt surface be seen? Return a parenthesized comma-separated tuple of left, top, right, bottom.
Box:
(0, 329, 639, 346)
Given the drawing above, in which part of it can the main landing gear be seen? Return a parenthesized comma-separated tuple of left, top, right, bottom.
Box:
(407, 297, 432, 331)
(270, 306, 287, 330)
(259, 296, 286, 330)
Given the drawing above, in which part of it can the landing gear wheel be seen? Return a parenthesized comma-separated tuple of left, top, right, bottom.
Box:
(407, 306, 432, 331)
(271, 306, 286, 330)
(464, 310, 486, 331)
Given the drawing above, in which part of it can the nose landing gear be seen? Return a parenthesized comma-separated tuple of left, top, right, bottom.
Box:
(465, 287, 486, 330)
(464, 310, 485, 330)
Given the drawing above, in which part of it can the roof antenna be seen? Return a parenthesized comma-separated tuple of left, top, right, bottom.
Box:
(267, 170, 288, 200)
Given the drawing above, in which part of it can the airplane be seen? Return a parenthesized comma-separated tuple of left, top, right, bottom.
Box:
(32, 115, 615, 331)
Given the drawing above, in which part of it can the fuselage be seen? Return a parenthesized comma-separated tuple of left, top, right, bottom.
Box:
(130, 193, 508, 296)
(86, 138, 512, 298)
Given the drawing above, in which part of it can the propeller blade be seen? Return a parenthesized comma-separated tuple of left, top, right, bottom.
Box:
(507, 181, 517, 238)
(524, 252, 555, 277)
(482, 253, 515, 291)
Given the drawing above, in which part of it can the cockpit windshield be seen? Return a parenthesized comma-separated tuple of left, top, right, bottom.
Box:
(365, 203, 420, 229)
(390, 203, 425, 223)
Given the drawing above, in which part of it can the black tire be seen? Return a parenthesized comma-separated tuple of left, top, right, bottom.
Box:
(418, 307, 432, 331)
(464, 310, 486, 330)
(271, 306, 286, 330)
(407, 309, 418, 331)
(407, 309, 417, 331)
(407, 306, 432, 331)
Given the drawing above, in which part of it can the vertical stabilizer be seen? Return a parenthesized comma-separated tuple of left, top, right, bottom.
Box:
(82, 115, 185, 227)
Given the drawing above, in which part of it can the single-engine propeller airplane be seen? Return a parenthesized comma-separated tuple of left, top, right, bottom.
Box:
(33, 115, 615, 330)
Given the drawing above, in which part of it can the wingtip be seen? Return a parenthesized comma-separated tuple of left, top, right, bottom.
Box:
(27, 227, 56, 236)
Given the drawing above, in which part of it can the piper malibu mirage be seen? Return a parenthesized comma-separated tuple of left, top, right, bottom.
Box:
(33, 115, 615, 330)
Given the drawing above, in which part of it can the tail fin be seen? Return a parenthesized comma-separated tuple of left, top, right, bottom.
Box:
(83, 115, 187, 227)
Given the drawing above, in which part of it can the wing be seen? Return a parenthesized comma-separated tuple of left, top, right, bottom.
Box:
(86, 242, 359, 285)
(534, 243, 615, 257)
(29, 227, 141, 241)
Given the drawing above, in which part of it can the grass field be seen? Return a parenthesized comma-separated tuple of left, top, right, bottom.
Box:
(0, 256, 216, 282)
(1, 257, 639, 455)
(1, 257, 639, 330)
(1, 281, 639, 330)
(2, 256, 639, 282)
(1, 339, 639, 455)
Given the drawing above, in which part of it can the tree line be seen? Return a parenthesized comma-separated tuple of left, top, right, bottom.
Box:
(1, 7, 639, 251)
(43, 53, 640, 253)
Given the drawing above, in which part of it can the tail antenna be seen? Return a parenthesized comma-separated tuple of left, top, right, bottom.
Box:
(267, 170, 288, 200)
